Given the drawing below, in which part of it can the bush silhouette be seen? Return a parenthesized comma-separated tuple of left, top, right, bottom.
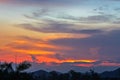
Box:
(0, 61, 33, 80)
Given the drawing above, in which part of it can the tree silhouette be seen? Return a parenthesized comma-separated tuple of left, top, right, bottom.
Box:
(0, 61, 33, 80)
(49, 71, 59, 80)
(0, 61, 120, 80)
(68, 70, 81, 80)
(16, 61, 31, 72)
(0, 62, 14, 73)
(89, 69, 100, 80)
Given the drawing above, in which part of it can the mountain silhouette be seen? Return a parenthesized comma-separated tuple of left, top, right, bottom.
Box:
(31, 70, 49, 79)
(30, 67, 120, 80)
(100, 68, 120, 78)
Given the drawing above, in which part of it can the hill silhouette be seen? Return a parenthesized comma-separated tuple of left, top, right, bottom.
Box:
(30, 68, 120, 80)
(101, 68, 120, 78)
(0, 61, 120, 80)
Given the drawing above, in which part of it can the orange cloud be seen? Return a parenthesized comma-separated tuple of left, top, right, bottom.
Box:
(98, 61, 120, 66)
(2, 45, 54, 55)
(12, 39, 72, 50)
(73, 64, 94, 67)
(0, 48, 32, 63)
(0, 38, 97, 66)
(0, 43, 97, 66)
(43, 33, 91, 40)
(36, 56, 97, 64)
(2, 39, 73, 56)
(13, 40, 28, 44)
(0, 46, 96, 64)
(14, 49, 54, 55)
(0, 37, 97, 65)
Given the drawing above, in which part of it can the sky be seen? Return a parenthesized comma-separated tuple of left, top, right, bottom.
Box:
(0, 0, 120, 72)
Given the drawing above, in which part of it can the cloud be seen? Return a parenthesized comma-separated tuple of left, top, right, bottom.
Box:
(49, 30, 120, 61)
(3, 29, 120, 64)
(55, 12, 116, 23)
(18, 23, 104, 34)
(93, 5, 109, 14)
(0, 46, 32, 63)
(0, 35, 98, 64)
(1, 36, 74, 57)
(30, 54, 38, 63)
(1, 34, 120, 72)
(23, 7, 118, 24)
(24, 9, 51, 20)
(21, 8, 120, 35)
(79, 15, 114, 23)
(50, 30, 120, 46)
(53, 53, 65, 60)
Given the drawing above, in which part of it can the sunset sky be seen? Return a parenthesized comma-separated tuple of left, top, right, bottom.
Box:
(0, 0, 120, 72)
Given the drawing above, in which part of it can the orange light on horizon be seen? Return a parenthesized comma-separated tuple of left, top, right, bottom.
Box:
(0, 39, 97, 65)
(36, 56, 97, 64)
(65, 59, 97, 63)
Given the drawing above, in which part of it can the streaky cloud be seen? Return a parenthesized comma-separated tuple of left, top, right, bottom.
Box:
(18, 23, 104, 34)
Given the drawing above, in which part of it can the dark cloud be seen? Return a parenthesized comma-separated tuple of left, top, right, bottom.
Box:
(50, 30, 120, 46)
(49, 30, 120, 61)
(18, 23, 104, 34)
(78, 29, 103, 34)
(55, 13, 114, 23)
(53, 53, 65, 60)
(54, 12, 117, 23)
(30, 54, 38, 63)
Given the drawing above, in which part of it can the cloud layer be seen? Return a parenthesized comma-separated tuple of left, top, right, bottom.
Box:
(0, 0, 120, 72)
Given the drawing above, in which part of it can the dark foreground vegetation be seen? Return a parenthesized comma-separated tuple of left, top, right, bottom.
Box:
(0, 61, 120, 80)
